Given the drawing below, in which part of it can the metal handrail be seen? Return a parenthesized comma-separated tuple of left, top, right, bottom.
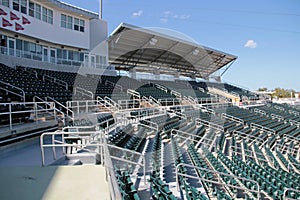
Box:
(196, 118, 224, 132)
(175, 163, 261, 199)
(0, 80, 25, 102)
(104, 96, 121, 110)
(43, 74, 68, 90)
(127, 89, 140, 99)
(47, 96, 74, 121)
(283, 188, 300, 200)
(74, 87, 94, 99)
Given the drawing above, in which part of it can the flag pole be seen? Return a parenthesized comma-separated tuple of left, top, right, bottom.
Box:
(99, 0, 102, 19)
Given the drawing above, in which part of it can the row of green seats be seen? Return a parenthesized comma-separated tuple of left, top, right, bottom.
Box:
(115, 170, 140, 200)
(149, 172, 177, 200)
(217, 152, 258, 198)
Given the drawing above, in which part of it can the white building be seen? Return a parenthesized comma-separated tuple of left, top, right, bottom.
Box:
(0, 0, 110, 73)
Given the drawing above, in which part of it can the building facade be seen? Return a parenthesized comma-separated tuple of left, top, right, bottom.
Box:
(0, 0, 110, 72)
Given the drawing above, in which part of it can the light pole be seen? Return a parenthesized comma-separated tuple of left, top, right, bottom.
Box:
(99, 0, 103, 19)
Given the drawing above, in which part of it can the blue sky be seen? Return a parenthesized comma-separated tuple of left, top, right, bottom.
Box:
(62, 0, 300, 91)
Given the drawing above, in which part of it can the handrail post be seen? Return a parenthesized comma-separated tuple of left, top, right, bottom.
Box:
(40, 134, 45, 167)
(9, 104, 12, 130)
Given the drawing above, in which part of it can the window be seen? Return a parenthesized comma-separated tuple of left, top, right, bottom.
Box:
(29, 1, 41, 20)
(13, 0, 19, 11)
(16, 39, 23, 50)
(61, 14, 72, 29)
(74, 18, 85, 32)
(62, 14, 85, 32)
(42, 6, 53, 24)
(13, 0, 27, 14)
(20, 0, 27, 14)
(96, 55, 106, 67)
(1, 0, 9, 7)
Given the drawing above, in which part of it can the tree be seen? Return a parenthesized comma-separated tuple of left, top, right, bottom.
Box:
(272, 88, 295, 98)
(258, 88, 268, 92)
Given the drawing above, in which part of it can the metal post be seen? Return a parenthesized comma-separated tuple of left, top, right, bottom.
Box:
(9, 104, 12, 130)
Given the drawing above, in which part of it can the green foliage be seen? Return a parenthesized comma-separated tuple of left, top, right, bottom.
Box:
(258, 87, 268, 92)
(272, 88, 295, 98)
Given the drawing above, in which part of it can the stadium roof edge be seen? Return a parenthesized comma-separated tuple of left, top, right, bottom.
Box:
(47, 0, 99, 19)
(108, 23, 238, 78)
(111, 23, 237, 59)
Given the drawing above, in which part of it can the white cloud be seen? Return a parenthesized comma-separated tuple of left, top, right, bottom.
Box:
(132, 10, 143, 17)
(160, 11, 191, 23)
(160, 18, 168, 23)
(244, 40, 257, 48)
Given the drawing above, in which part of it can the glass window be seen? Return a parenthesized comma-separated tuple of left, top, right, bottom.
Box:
(56, 49, 62, 59)
(20, 0, 27, 14)
(35, 4, 41, 19)
(61, 14, 66, 28)
(48, 9, 53, 24)
(13, 0, 20, 11)
(73, 52, 79, 61)
(74, 18, 85, 32)
(79, 19, 85, 32)
(1, 0, 10, 7)
(62, 49, 67, 59)
(42, 6, 53, 24)
(36, 44, 42, 54)
(42, 7, 47, 22)
(29, 42, 35, 53)
(68, 51, 73, 60)
(29, 1, 41, 20)
(29, 1, 34, 17)
(74, 18, 79, 31)
(16, 39, 23, 50)
(79, 53, 84, 61)
(67, 16, 72, 29)
(23, 41, 29, 52)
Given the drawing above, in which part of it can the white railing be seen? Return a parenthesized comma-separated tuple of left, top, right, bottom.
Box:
(0, 101, 56, 131)
(221, 113, 244, 124)
(253, 108, 266, 116)
(74, 87, 94, 100)
(127, 89, 140, 99)
(46, 96, 74, 122)
(43, 74, 68, 90)
(105, 80, 123, 91)
(0, 80, 25, 102)
(289, 119, 300, 128)
(158, 98, 179, 106)
(175, 163, 261, 199)
(154, 84, 168, 93)
(66, 100, 101, 114)
(170, 90, 182, 98)
(250, 123, 275, 136)
(117, 99, 140, 110)
(270, 113, 284, 121)
(104, 96, 121, 110)
(196, 118, 224, 132)
(149, 96, 161, 106)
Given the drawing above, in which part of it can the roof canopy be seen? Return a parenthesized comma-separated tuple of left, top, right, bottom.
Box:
(108, 23, 237, 79)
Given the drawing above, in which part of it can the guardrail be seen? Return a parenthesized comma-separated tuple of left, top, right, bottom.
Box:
(43, 74, 68, 90)
(74, 87, 94, 100)
(46, 96, 74, 123)
(105, 80, 123, 91)
(0, 80, 25, 102)
(196, 118, 224, 132)
(0, 101, 56, 131)
(127, 89, 140, 99)
(221, 113, 244, 124)
(283, 188, 300, 200)
(175, 163, 261, 199)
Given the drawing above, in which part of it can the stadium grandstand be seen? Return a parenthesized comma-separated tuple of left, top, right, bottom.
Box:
(0, 1, 299, 200)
